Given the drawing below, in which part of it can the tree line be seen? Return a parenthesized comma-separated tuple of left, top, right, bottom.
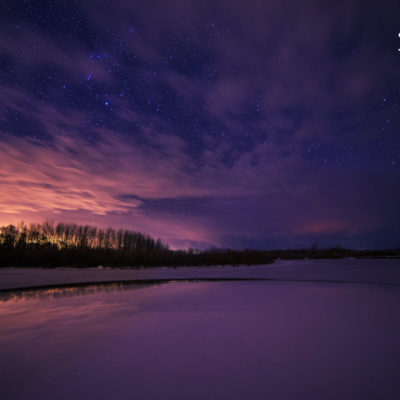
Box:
(0, 222, 398, 268)
(0, 222, 275, 267)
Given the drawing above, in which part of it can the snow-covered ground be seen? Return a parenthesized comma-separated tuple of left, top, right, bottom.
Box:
(1, 278, 400, 399)
(1, 258, 400, 291)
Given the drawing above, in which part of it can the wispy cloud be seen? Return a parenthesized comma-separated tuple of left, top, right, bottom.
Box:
(0, 0, 399, 248)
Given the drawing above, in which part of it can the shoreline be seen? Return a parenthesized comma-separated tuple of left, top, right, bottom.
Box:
(1, 258, 400, 292)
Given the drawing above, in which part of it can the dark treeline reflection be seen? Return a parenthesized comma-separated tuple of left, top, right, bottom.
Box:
(0, 282, 160, 303)
(0, 222, 398, 268)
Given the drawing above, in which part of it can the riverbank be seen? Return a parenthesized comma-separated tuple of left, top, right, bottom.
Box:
(1, 258, 400, 291)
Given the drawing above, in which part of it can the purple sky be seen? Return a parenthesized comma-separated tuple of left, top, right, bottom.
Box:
(0, 0, 399, 249)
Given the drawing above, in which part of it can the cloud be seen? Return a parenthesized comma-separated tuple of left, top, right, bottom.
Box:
(0, 0, 399, 249)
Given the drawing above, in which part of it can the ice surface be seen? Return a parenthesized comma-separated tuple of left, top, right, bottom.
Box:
(1, 280, 400, 399)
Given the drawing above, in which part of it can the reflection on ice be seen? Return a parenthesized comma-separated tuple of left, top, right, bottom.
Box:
(0, 281, 162, 303)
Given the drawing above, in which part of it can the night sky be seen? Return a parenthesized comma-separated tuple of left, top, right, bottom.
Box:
(0, 0, 399, 250)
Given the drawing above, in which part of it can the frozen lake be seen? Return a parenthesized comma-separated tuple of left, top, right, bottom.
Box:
(1, 260, 400, 399)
